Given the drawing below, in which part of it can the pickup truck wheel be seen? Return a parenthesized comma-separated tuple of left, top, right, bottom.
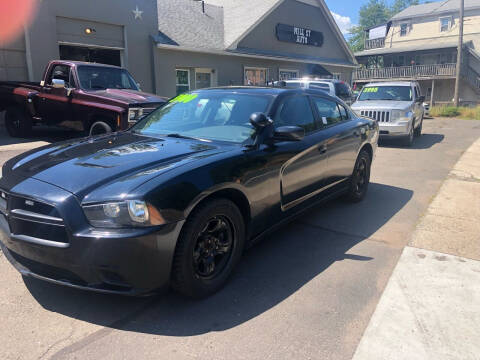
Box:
(5, 107, 32, 137)
(89, 121, 112, 136)
(344, 149, 371, 203)
(171, 199, 245, 298)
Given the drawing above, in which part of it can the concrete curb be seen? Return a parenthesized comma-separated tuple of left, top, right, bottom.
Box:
(352, 136, 480, 360)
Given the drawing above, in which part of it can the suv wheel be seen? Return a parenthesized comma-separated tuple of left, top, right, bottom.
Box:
(403, 124, 414, 147)
(171, 199, 245, 298)
(414, 115, 423, 137)
(5, 106, 32, 137)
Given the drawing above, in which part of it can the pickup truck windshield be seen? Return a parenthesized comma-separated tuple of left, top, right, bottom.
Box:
(131, 92, 272, 143)
(359, 86, 412, 101)
(77, 65, 139, 91)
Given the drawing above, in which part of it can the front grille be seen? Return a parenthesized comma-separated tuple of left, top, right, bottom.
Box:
(9, 217, 68, 244)
(360, 110, 390, 123)
(9, 194, 61, 218)
(0, 190, 68, 246)
(141, 107, 157, 116)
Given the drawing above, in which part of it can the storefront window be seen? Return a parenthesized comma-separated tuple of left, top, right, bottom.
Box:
(244, 67, 267, 86)
(176, 69, 190, 95)
(279, 69, 299, 81)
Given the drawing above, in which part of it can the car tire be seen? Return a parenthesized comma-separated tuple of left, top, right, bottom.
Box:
(89, 121, 112, 136)
(171, 199, 245, 298)
(344, 149, 371, 203)
(5, 106, 32, 138)
(414, 115, 423, 137)
(403, 124, 414, 147)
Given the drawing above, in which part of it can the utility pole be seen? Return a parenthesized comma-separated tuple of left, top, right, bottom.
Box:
(453, 0, 464, 107)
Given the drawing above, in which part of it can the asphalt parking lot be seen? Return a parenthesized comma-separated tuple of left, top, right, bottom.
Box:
(1, 116, 480, 360)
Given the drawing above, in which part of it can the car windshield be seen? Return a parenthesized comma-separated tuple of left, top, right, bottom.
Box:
(77, 65, 139, 91)
(358, 86, 412, 101)
(131, 91, 272, 143)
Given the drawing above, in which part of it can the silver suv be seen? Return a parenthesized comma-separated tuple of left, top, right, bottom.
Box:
(277, 78, 355, 105)
(351, 81, 425, 146)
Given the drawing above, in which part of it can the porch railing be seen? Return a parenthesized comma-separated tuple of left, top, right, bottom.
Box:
(365, 37, 385, 50)
(353, 63, 457, 81)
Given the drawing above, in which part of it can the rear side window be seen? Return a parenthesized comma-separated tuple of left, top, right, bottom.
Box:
(312, 97, 343, 126)
(274, 95, 317, 133)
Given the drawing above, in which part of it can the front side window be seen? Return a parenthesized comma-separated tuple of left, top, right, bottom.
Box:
(132, 91, 272, 143)
(176, 69, 190, 95)
(77, 65, 138, 91)
(274, 96, 317, 133)
(312, 97, 343, 126)
(440, 17, 451, 32)
(358, 86, 413, 101)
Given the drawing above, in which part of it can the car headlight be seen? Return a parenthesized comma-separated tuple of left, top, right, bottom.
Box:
(391, 110, 413, 122)
(83, 200, 165, 228)
(128, 108, 144, 123)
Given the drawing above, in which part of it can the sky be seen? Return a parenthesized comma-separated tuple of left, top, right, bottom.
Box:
(325, 0, 429, 36)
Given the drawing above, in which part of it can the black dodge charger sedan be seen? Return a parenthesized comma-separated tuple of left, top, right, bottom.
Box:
(0, 87, 378, 298)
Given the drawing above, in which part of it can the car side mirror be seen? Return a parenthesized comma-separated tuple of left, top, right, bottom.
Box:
(274, 126, 305, 141)
(250, 112, 273, 129)
(52, 79, 66, 89)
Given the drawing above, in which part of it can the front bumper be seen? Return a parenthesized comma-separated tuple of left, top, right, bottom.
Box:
(378, 121, 411, 137)
(0, 178, 184, 296)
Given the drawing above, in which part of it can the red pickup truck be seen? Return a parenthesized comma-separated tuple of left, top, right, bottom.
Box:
(0, 60, 166, 137)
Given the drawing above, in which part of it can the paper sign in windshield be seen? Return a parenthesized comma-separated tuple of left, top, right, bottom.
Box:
(170, 94, 198, 103)
(363, 87, 378, 93)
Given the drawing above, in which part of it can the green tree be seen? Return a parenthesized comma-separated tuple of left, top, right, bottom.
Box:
(347, 0, 421, 53)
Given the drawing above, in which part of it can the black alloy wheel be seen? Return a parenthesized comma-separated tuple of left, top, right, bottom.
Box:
(193, 215, 234, 279)
(345, 149, 371, 203)
(171, 199, 245, 298)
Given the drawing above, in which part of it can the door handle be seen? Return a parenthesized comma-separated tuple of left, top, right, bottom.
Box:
(318, 144, 327, 154)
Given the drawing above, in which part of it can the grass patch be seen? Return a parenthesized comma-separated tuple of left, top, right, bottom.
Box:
(430, 106, 480, 119)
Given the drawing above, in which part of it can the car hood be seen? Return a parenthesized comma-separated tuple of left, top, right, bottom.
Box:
(91, 89, 166, 105)
(3, 132, 229, 199)
(352, 100, 413, 111)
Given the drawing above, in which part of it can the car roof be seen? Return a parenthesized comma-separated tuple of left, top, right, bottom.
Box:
(365, 81, 416, 87)
(195, 86, 341, 101)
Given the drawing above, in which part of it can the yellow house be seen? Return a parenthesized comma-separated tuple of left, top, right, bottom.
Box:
(354, 0, 480, 105)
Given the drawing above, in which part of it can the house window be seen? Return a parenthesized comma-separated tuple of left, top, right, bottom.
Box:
(400, 23, 409, 37)
(279, 69, 299, 81)
(244, 67, 267, 86)
(176, 69, 190, 95)
(440, 17, 451, 32)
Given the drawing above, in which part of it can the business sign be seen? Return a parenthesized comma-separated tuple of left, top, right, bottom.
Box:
(276, 24, 323, 47)
(369, 25, 387, 40)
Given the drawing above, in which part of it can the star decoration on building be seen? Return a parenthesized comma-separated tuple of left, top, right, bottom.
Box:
(132, 6, 143, 20)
